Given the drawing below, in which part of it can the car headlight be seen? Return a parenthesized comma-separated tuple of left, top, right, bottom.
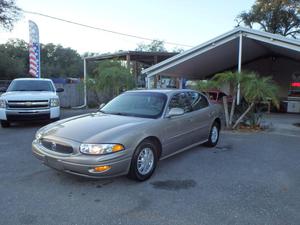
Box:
(0, 99, 6, 108)
(35, 132, 42, 140)
(80, 144, 125, 155)
(50, 98, 59, 107)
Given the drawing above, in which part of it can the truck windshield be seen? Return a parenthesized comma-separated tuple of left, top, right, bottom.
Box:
(7, 80, 55, 92)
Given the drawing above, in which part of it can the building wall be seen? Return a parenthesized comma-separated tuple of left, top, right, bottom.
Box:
(243, 56, 300, 98)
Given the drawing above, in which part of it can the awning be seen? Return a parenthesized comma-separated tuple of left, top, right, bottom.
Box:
(84, 51, 177, 65)
(142, 27, 300, 80)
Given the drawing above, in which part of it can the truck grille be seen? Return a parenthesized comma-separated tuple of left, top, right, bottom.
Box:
(7, 100, 49, 109)
(41, 139, 73, 154)
(7, 113, 50, 121)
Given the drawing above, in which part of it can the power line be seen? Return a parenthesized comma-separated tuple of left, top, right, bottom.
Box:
(23, 10, 193, 48)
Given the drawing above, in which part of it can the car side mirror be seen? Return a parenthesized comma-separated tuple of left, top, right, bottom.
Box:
(166, 108, 184, 118)
(99, 103, 106, 110)
(56, 87, 64, 92)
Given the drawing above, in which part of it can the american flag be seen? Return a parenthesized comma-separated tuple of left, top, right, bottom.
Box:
(29, 20, 40, 78)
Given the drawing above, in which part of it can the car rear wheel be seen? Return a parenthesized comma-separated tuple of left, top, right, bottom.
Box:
(0, 120, 10, 128)
(204, 121, 220, 147)
(128, 140, 158, 181)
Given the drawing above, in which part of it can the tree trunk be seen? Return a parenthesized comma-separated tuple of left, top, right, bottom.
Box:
(232, 102, 255, 129)
(229, 93, 236, 126)
(222, 96, 229, 128)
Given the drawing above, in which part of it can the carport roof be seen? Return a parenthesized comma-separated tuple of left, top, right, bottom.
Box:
(142, 27, 300, 79)
(84, 51, 177, 65)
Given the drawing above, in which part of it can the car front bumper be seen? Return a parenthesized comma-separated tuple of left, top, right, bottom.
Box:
(32, 139, 132, 178)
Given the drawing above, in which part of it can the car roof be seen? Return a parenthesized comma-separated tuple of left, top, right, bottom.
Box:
(13, 78, 52, 82)
(126, 89, 198, 95)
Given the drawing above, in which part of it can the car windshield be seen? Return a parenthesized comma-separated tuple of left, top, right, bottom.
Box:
(7, 80, 54, 92)
(100, 92, 167, 119)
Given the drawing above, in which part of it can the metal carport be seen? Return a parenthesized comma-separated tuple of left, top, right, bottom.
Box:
(79, 51, 177, 108)
(142, 27, 300, 104)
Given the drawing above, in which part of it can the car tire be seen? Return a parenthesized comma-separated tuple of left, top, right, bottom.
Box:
(204, 121, 220, 147)
(128, 140, 158, 181)
(0, 120, 10, 128)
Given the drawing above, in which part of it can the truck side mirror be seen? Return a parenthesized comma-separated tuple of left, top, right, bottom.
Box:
(56, 87, 64, 92)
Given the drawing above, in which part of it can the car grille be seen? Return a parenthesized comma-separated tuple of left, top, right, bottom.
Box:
(41, 139, 73, 154)
(7, 100, 49, 109)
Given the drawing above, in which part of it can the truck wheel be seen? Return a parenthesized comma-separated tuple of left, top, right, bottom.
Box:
(0, 120, 10, 128)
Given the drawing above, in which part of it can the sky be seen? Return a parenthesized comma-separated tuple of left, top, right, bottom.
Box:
(0, 0, 255, 54)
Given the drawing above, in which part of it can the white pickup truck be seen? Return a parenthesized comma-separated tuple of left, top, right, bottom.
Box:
(0, 78, 63, 128)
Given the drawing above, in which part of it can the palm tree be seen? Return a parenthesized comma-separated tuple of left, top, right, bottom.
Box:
(232, 73, 279, 129)
(194, 79, 219, 92)
(213, 71, 246, 127)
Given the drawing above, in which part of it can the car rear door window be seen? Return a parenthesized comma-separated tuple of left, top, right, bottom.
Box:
(186, 92, 209, 111)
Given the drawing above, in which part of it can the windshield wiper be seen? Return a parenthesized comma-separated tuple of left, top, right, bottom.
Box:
(98, 110, 106, 114)
(108, 112, 130, 116)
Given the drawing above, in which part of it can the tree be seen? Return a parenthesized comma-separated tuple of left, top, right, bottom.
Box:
(172, 46, 185, 53)
(136, 40, 167, 52)
(193, 80, 219, 92)
(88, 60, 135, 103)
(0, 39, 84, 79)
(0, 39, 28, 79)
(211, 71, 279, 129)
(82, 52, 100, 75)
(232, 73, 279, 129)
(0, 0, 21, 30)
(41, 43, 83, 78)
(237, 0, 300, 38)
(213, 71, 247, 128)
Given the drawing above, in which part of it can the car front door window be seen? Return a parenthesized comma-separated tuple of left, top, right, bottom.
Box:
(186, 92, 209, 111)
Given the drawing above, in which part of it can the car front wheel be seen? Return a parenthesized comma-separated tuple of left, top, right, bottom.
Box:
(204, 121, 220, 147)
(128, 140, 158, 181)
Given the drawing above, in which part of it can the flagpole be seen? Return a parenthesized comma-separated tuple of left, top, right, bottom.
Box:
(39, 44, 41, 78)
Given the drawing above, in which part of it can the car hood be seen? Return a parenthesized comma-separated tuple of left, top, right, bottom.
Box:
(1, 91, 57, 100)
(41, 113, 149, 143)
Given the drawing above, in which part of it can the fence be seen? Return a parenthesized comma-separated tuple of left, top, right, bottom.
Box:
(55, 83, 85, 108)
(55, 83, 108, 108)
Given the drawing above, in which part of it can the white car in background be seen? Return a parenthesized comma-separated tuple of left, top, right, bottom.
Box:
(0, 78, 63, 128)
